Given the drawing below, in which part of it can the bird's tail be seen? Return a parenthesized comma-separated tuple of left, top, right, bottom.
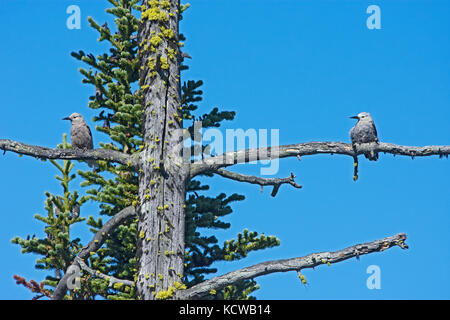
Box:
(87, 159, 98, 169)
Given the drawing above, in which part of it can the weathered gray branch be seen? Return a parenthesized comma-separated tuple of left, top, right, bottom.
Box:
(75, 257, 134, 287)
(190, 141, 450, 177)
(181, 233, 408, 299)
(52, 206, 137, 300)
(0, 139, 139, 168)
(215, 168, 302, 197)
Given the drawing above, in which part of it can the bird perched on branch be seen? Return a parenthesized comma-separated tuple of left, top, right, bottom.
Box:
(349, 112, 379, 161)
(62, 113, 96, 168)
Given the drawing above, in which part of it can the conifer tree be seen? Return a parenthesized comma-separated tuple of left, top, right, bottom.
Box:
(2, 0, 448, 300)
(12, 0, 281, 300)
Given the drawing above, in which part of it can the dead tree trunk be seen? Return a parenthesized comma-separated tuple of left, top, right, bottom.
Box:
(136, 0, 187, 300)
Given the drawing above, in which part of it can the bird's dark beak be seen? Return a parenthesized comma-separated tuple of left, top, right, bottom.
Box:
(62, 117, 71, 121)
(349, 116, 359, 119)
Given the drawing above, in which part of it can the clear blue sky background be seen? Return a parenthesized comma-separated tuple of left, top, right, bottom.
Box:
(0, 0, 448, 300)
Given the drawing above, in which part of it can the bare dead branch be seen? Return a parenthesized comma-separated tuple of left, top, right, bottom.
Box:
(190, 141, 450, 177)
(75, 257, 134, 287)
(215, 168, 302, 197)
(0, 139, 139, 168)
(52, 206, 137, 300)
(180, 233, 408, 299)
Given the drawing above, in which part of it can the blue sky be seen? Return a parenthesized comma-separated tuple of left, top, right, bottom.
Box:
(0, 0, 448, 299)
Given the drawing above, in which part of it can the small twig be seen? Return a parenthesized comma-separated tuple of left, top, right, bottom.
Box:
(352, 155, 359, 181)
(215, 168, 302, 197)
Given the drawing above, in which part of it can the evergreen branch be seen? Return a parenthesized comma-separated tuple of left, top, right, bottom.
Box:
(181, 233, 408, 299)
(215, 169, 302, 197)
(0, 139, 139, 168)
(75, 256, 134, 287)
(52, 206, 137, 300)
(13, 275, 53, 300)
(190, 141, 450, 177)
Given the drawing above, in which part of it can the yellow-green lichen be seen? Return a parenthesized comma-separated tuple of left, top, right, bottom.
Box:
(113, 282, 124, 290)
(155, 286, 176, 300)
(141, 7, 168, 23)
(173, 281, 186, 290)
(159, 56, 169, 70)
(298, 272, 307, 285)
(160, 26, 175, 40)
(160, 0, 171, 10)
(149, 35, 162, 48)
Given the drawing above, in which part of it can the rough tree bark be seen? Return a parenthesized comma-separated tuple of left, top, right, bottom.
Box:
(135, 0, 187, 299)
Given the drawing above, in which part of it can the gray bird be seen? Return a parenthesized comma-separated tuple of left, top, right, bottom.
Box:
(349, 112, 379, 161)
(54, 205, 61, 218)
(62, 113, 96, 167)
(70, 203, 80, 220)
